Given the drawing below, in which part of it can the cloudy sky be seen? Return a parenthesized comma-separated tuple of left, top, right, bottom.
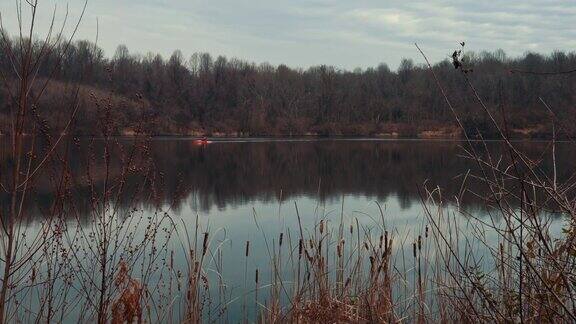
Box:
(1, 0, 575, 70)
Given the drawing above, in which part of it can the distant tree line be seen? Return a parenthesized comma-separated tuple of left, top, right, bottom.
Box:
(1, 35, 575, 137)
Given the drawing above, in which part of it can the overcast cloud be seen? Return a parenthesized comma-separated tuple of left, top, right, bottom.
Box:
(1, 0, 575, 70)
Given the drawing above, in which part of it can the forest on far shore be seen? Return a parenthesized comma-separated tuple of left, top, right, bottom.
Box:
(1, 36, 575, 138)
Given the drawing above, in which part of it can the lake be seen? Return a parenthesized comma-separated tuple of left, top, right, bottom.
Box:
(2, 138, 571, 322)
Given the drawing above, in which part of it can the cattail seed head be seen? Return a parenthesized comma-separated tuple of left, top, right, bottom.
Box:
(418, 235, 422, 251)
(279, 232, 284, 247)
(369, 256, 376, 274)
(384, 234, 389, 252)
(245, 241, 250, 257)
(202, 233, 209, 256)
(337, 239, 345, 258)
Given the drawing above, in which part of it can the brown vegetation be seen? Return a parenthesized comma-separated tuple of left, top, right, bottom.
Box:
(1, 0, 576, 323)
(2, 31, 576, 137)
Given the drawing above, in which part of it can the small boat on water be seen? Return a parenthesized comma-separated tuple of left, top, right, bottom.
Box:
(193, 137, 211, 146)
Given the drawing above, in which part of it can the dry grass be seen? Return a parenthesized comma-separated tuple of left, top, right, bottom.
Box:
(1, 1, 575, 321)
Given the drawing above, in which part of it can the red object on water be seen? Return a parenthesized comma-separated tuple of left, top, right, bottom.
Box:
(193, 138, 211, 146)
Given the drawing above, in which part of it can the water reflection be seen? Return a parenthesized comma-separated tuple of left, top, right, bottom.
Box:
(3, 138, 573, 321)
(4, 138, 574, 217)
(160, 139, 576, 211)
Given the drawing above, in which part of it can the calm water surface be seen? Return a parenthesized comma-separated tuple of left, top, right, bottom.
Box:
(6, 138, 573, 321)
(145, 138, 570, 319)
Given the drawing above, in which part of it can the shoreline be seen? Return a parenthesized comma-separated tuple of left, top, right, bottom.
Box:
(0, 133, 566, 141)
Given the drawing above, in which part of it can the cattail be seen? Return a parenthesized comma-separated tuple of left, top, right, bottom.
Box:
(202, 232, 209, 256)
(384, 231, 389, 252)
(364, 242, 369, 251)
(279, 233, 284, 247)
(413, 242, 417, 258)
(245, 241, 250, 257)
(255, 269, 259, 284)
(350, 224, 353, 235)
(379, 235, 384, 249)
(418, 235, 422, 251)
(298, 239, 303, 256)
(319, 220, 324, 234)
(425, 225, 429, 238)
(31, 267, 36, 283)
